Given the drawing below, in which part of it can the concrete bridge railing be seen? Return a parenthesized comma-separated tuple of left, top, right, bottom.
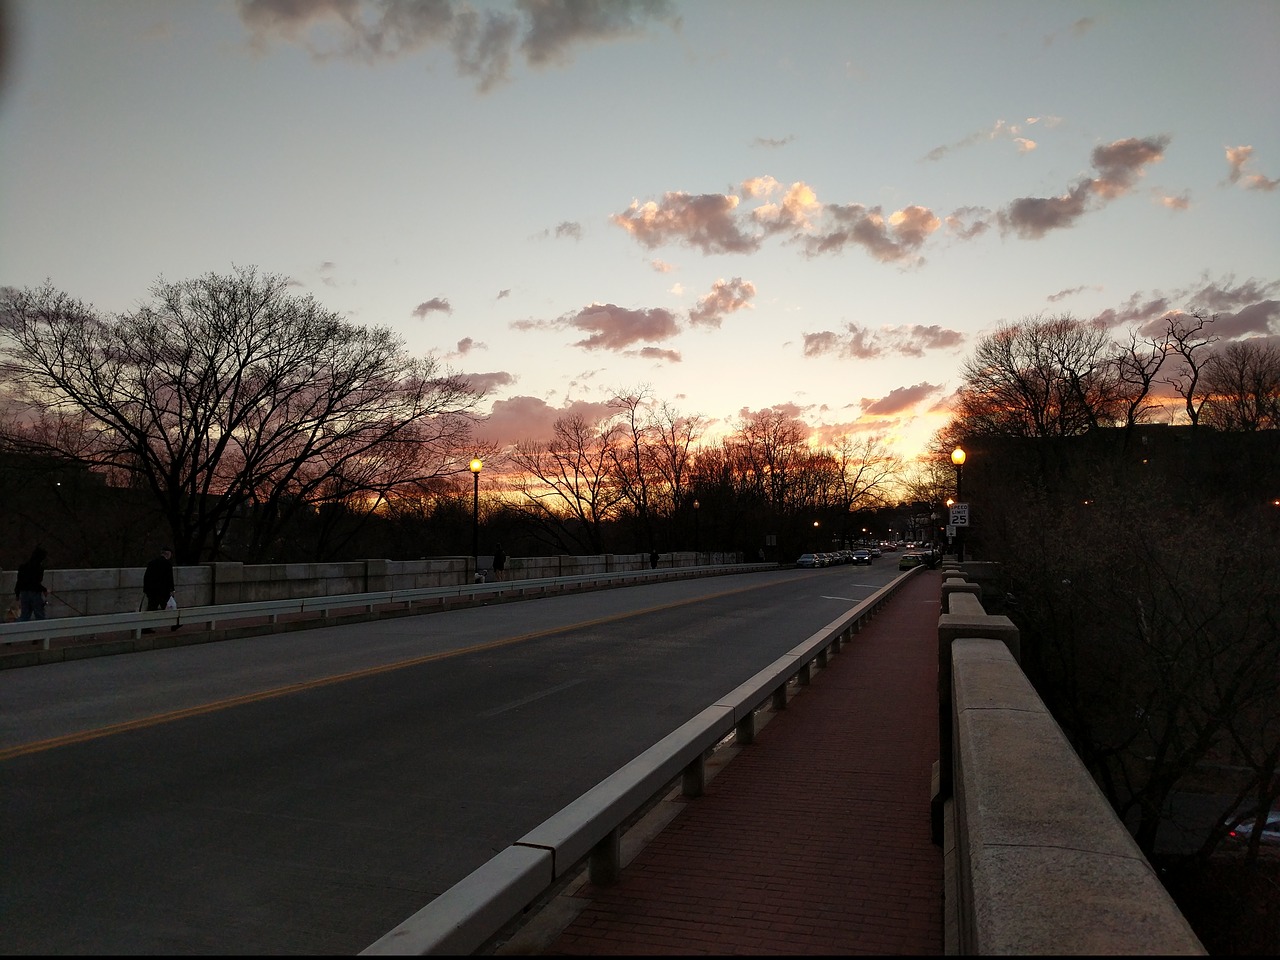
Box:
(934, 561, 1205, 955)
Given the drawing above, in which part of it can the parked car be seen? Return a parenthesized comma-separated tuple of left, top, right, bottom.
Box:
(899, 552, 928, 570)
(851, 549, 872, 565)
(1226, 809, 1280, 847)
(796, 553, 819, 568)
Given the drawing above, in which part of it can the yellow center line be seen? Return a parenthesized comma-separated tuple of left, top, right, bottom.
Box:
(1, 581, 765, 761)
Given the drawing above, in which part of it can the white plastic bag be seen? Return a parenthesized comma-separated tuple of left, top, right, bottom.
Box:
(165, 595, 177, 611)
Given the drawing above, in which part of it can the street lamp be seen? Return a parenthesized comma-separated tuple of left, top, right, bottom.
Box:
(951, 446, 966, 562)
(693, 499, 700, 555)
(469, 456, 483, 575)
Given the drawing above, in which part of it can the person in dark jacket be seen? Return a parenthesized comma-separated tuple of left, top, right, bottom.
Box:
(142, 549, 177, 632)
(14, 546, 48, 621)
(492, 544, 506, 581)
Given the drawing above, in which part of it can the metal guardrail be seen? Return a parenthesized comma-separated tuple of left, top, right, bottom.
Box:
(361, 567, 920, 956)
(0, 563, 765, 651)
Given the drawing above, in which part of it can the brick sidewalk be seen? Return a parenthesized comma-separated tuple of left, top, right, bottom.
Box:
(534, 569, 944, 955)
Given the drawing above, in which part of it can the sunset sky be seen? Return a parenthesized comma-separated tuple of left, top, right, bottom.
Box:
(2, 0, 1277, 468)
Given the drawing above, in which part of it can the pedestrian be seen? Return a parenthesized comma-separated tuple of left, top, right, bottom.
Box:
(492, 543, 506, 581)
(142, 547, 176, 633)
(14, 546, 48, 621)
(649, 548, 659, 569)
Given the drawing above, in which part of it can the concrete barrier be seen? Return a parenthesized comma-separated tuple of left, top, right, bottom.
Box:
(938, 568, 1205, 955)
(1, 552, 743, 623)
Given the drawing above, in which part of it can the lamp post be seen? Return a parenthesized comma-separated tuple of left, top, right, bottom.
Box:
(469, 456, 482, 575)
(693, 499, 700, 555)
(951, 446, 966, 562)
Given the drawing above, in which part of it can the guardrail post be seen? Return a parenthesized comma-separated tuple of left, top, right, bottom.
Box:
(682, 752, 706, 797)
(797, 662, 812, 686)
(772, 686, 787, 710)
(736, 709, 756, 746)
(588, 828, 622, 885)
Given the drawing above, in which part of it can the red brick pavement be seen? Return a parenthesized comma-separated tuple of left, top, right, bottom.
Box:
(539, 569, 944, 956)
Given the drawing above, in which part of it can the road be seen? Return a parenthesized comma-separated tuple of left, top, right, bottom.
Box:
(0, 562, 900, 954)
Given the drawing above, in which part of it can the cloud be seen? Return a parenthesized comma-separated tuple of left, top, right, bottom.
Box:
(236, 0, 678, 92)
(464, 370, 515, 394)
(801, 203, 940, 263)
(752, 135, 795, 148)
(943, 207, 992, 240)
(1089, 136, 1169, 198)
(999, 135, 1170, 238)
(1093, 275, 1280, 338)
(1043, 16, 1095, 47)
(496, 288, 511, 299)
(475, 393, 618, 445)
(563, 302, 680, 351)
(1000, 186, 1093, 239)
(1225, 145, 1279, 191)
(449, 336, 486, 358)
(611, 136, 1166, 266)
(922, 118, 1043, 163)
(802, 322, 964, 359)
(412, 297, 452, 318)
(860, 382, 944, 416)
(554, 220, 582, 240)
(687, 277, 755, 328)
(633, 345, 682, 362)
(752, 181, 822, 236)
(1159, 191, 1191, 210)
(611, 192, 761, 254)
(1047, 285, 1090, 302)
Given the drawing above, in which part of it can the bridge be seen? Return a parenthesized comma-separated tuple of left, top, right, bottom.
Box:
(0, 555, 1205, 954)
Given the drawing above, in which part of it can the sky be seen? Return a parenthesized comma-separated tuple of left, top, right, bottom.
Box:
(2, 0, 1278, 470)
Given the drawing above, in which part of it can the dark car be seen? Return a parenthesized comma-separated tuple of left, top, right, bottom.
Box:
(1226, 810, 1280, 847)
(796, 553, 819, 568)
(851, 549, 872, 565)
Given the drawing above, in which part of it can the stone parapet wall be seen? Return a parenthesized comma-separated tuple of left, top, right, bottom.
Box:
(3, 551, 730, 619)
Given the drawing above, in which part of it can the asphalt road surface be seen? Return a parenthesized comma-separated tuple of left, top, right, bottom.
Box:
(1, 563, 900, 954)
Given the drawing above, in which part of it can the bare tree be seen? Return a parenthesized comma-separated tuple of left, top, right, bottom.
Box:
(607, 387, 659, 550)
(955, 314, 1121, 439)
(0, 269, 485, 562)
(647, 400, 705, 522)
(824, 433, 901, 515)
(1201, 339, 1280, 432)
(730, 408, 811, 510)
(1160, 312, 1219, 428)
(1111, 328, 1170, 439)
(508, 413, 625, 554)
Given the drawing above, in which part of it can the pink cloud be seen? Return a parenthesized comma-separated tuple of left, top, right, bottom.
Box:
(861, 382, 943, 415)
(474, 394, 617, 446)
(566, 303, 681, 351)
(688, 277, 756, 328)
(610, 192, 762, 254)
(412, 297, 452, 318)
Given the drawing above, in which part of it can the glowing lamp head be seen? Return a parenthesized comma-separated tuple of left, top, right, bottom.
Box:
(469, 457, 483, 474)
(951, 447, 966, 467)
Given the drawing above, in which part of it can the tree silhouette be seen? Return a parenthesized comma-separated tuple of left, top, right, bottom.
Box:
(0, 268, 484, 562)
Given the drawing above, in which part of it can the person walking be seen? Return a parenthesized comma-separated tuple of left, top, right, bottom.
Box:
(649, 548, 659, 569)
(492, 543, 506, 581)
(14, 546, 49, 621)
(142, 548, 176, 632)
